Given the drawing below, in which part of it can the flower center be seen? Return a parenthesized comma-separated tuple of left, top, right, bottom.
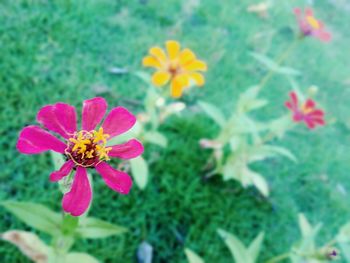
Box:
(65, 127, 112, 167)
(168, 61, 180, 76)
(306, 16, 320, 29)
(301, 103, 313, 114)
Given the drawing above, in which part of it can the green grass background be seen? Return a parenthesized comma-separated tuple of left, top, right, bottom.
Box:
(1, 0, 350, 262)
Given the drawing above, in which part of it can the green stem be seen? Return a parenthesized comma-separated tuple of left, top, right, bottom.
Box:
(265, 252, 290, 263)
(258, 38, 300, 91)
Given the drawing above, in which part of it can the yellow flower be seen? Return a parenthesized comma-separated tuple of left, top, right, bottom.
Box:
(142, 40, 207, 98)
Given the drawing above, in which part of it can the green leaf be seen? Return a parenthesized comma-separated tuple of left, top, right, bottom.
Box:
(130, 156, 149, 190)
(337, 242, 350, 262)
(217, 229, 250, 263)
(337, 222, 350, 242)
(65, 252, 100, 263)
(276, 66, 301, 75)
(249, 145, 297, 163)
(268, 115, 292, 139)
(198, 101, 226, 127)
(250, 52, 300, 75)
(250, 172, 269, 197)
(143, 131, 168, 148)
(236, 86, 268, 113)
(1, 201, 61, 235)
(1, 230, 51, 262)
(295, 214, 322, 253)
(248, 232, 265, 262)
(51, 151, 65, 171)
(76, 217, 127, 239)
(298, 213, 313, 238)
(250, 52, 278, 70)
(185, 248, 205, 263)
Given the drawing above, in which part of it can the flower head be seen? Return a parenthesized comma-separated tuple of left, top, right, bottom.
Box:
(142, 40, 207, 98)
(17, 97, 144, 216)
(294, 7, 331, 42)
(285, 91, 325, 129)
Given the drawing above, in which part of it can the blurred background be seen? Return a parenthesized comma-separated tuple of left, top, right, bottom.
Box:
(1, 0, 350, 262)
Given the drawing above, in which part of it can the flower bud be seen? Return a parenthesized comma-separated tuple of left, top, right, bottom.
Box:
(307, 85, 319, 97)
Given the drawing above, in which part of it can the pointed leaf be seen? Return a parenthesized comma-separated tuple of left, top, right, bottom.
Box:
(144, 131, 168, 148)
(248, 232, 265, 262)
(51, 151, 65, 171)
(76, 217, 127, 239)
(217, 229, 250, 263)
(250, 172, 269, 197)
(198, 101, 226, 127)
(298, 213, 313, 238)
(65, 252, 100, 263)
(1, 201, 61, 235)
(185, 248, 205, 263)
(250, 52, 278, 71)
(130, 156, 149, 190)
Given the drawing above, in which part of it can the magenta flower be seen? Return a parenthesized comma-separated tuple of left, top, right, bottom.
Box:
(17, 97, 144, 216)
(294, 7, 331, 42)
(285, 91, 325, 129)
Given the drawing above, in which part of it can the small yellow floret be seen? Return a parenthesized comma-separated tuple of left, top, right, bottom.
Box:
(93, 127, 110, 144)
(306, 16, 320, 29)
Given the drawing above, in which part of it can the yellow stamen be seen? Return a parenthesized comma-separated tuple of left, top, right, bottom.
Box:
(96, 145, 112, 161)
(306, 16, 320, 29)
(93, 127, 110, 144)
(69, 132, 91, 153)
(85, 150, 94, 159)
(301, 104, 313, 114)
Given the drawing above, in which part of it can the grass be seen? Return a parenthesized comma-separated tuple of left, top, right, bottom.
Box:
(1, 0, 350, 262)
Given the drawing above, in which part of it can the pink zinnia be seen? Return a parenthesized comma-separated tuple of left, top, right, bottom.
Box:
(17, 97, 144, 216)
(285, 91, 325, 129)
(294, 7, 331, 42)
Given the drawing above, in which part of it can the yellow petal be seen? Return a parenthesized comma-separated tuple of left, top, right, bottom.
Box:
(166, 40, 181, 60)
(149, 47, 167, 63)
(142, 56, 161, 68)
(184, 59, 207, 71)
(170, 78, 184, 98)
(189, 72, 205, 86)
(177, 73, 190, 87)
(151, 71, 171, 86)
(179, 48, 196, 65)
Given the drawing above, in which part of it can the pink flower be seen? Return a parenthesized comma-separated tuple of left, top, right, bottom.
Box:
(294, 7, 331, 42)
(285, 91, 325, 129)
(17, 97, 144, 216)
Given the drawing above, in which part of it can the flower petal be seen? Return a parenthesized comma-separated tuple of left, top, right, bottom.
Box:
(37, 103, 77, 139)
(151, 71, 171, 86)
(62, 167, 92, 217)
(82, 97, 107, 131)
(170, 78, 184, 98)
(314, 30, 332, 42)
(304, 99, 315, 110)
(142, 56, 161, 68)
(189, 72, 205, 86)
(17, 126, 66, 154)
(95, 162, 132, 194)
(109, 139, 144, 159)
(50, 160, 75, 182)
(183, 59, 207, 71)
(149, 47, 167, 63)
(102, 107, 136, 139)
(166, 40, 181, 60)
(179, 48, 196, 65)
(305, 8, 314, 17)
